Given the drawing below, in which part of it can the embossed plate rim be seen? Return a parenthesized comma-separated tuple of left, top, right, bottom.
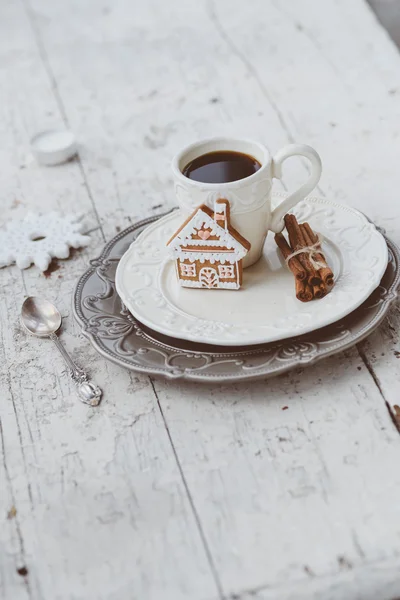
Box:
(73, 212, 400, 382)
(115, 196, 388, 346)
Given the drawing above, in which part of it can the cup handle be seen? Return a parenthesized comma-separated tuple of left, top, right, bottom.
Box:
(270, 144, 322, 233)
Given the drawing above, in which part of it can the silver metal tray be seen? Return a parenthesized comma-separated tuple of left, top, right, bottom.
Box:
(73, 213, 400, 382)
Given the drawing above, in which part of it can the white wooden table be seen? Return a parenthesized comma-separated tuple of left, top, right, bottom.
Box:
(2, 1, 400, 598)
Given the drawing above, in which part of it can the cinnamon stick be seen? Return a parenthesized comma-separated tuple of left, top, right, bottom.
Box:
(301, 222, 334, 287)
(284, 215, 321, 286)
(274, 233, 307, 281)
(313, 283, 326, 299)
(296, 279, 313, 302)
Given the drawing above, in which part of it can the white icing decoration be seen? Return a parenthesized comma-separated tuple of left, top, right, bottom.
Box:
(178, 279, 239, 289)
(179, 239, 235, 248)
(168, 208, 248, 261)
(180, 262, 196, 277)
(175, 251, 237, 264)
(218, 264, 235, 278)
(213, 200, 228, 228)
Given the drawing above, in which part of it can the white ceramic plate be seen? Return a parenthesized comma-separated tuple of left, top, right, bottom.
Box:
(116, 195, 388, 346)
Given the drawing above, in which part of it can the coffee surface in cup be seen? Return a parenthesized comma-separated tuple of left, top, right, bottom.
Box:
(182, 150, 261, 183)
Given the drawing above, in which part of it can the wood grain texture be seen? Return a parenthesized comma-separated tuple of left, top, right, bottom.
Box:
(2, 0, 400, 598)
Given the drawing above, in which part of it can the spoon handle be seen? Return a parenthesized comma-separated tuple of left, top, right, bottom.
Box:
(49, 333, 102, 406)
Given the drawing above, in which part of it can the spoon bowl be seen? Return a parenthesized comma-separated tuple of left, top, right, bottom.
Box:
(21, 296, 62, 337)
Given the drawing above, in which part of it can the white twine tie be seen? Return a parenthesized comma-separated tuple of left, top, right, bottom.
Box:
(285, 235, 326, 270)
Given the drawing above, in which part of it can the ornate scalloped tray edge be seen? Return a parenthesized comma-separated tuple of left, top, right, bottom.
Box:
(73, 212, 400, 383)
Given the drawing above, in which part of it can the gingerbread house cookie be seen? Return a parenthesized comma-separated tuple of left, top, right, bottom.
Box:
(167, 199, 250, 290)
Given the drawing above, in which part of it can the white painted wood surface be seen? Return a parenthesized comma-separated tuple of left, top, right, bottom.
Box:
(2, 0, 400, 598)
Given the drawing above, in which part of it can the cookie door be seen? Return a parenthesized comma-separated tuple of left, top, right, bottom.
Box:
(199, 267, 219, 289)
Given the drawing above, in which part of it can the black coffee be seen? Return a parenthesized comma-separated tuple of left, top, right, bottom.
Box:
(182, 150, 261, 184)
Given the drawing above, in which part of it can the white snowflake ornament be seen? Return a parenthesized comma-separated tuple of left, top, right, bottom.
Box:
(0, 212, 91, 271)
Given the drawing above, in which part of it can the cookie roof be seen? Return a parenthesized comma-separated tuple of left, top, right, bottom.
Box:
(167, 202, 250, 264)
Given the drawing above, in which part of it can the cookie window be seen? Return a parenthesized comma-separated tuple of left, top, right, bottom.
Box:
(180, 262, 196, 277)
(218, 265, 235, 278)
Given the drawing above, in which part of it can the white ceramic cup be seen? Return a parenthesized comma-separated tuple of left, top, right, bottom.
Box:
(172, 137, 322, 267)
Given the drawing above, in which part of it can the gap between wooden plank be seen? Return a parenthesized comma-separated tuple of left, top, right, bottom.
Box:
(357, 343, 400, 432)
(21, 0, 106, 245)
(149, 377, 225, 599)
(0, 419, 32, 600)
(207, 0, 295, 145)
(206, 0, 328, 197)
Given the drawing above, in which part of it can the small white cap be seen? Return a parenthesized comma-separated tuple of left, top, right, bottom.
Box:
(31, 129, 78, 166)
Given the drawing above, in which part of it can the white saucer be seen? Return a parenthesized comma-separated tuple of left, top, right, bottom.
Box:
(116, 195, 388, 346)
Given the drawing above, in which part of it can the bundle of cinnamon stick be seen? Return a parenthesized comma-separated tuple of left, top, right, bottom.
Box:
(275, 214, 334, 302)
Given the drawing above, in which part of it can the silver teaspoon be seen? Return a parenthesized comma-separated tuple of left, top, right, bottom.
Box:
(21, 296, 102, 406)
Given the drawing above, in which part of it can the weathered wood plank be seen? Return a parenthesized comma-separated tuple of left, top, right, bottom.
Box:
(152, 350, 400, 596)
(0, 270, 32, 600)
(358, 307, 400, 430)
